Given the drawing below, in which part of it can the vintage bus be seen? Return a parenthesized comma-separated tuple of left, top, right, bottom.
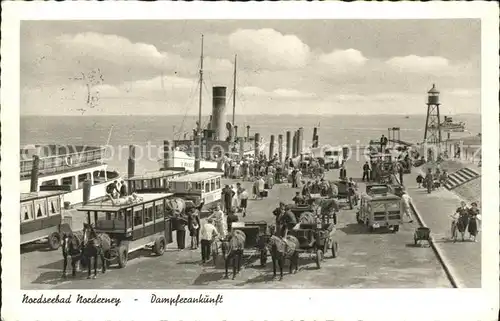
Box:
(20, 190, 71, 250)
(167, 171, 222, 207)
(127, 169, 187, 194)
(77, 193, 174, 267)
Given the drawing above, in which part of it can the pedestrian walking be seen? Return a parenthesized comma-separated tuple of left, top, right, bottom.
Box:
(200, 219, 219, 263)
(400, 191, 413, 223)
(468, 202, 481, 242)
(362, 161, 370, 181)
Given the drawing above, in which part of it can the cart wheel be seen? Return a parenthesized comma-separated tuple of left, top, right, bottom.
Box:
(260, 249, 267, 267)
(392, 225, 399, 233)
(153, 238, 166, 256)
(118, 246, 128, 268)
(331, 241, 338, 258)
(48, 232, 61, 250)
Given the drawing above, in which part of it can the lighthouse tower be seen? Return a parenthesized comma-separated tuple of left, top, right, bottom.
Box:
(424, 84, 442, 146)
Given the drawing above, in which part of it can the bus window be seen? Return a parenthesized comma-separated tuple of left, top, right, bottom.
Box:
(34, 200, 47, 218)
(155, 202, 164, 220)
(133, 206, 143, 227)
(144, 204, 153, 223)
(210, 179, 215, 191)
(205, 181, 210, 192)
(195, 182, 202, 190)
(143, 180, 149, 189)
(47, 197, 61, 216)
(21, 203, 34, 222)
(125, 209, 133, 228)
(216, 178, 221, 189)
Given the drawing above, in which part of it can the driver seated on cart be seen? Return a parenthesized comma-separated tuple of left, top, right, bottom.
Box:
(292, 192, 306, 205)
(279, 205, 297, 238)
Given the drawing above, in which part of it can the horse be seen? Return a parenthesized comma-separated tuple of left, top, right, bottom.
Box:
(82, 223, 112, 279)
(298, 211, 317, 225)
(220, 229, 246, 279)
(61, 231, 84, 278)
(266, 235, 300, 280)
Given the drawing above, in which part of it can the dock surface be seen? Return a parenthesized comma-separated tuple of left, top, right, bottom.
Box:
(21, 159, 456, 289)
(405, 166, 481, 287)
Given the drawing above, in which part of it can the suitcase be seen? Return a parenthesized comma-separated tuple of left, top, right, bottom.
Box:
(260, 190, 269, 198)
(264, 183, 270, 189)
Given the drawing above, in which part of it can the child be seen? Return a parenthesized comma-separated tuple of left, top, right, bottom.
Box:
(416, 174, 424, 188)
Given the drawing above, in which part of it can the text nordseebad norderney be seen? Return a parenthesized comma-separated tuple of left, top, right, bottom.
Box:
(22, 293, 121, 306)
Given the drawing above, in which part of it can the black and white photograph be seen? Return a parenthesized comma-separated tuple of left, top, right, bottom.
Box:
(2, 2, 498, 321)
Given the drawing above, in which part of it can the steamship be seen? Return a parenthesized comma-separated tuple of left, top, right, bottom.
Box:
(20, 145, 121, 206)
(158, 36, 258, 172)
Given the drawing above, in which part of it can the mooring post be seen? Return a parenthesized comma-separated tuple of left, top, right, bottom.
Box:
(254, 133, 260, 159)
(298, 127, 304, 156)
(292, 132, 297, 158)
(30, 155, 40, 192)
(286, 131, 291, 158)
(269, 135, 275, 159)
(128, 145, 136, 178)
(278, 134, 283, 163)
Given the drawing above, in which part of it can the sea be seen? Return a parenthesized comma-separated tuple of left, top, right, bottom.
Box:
(21, 114, 481, 175)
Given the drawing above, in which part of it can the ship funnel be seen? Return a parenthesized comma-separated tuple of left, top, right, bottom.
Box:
(212, 86, 227, 141)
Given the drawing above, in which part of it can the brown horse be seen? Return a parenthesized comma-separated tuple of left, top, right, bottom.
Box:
(267, 235, 300, 280)
(82, 223, 112, 279)
(61, 231, 84, 278)
(221, 229, 246, 279)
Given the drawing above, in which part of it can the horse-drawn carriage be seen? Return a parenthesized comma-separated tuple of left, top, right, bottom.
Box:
(211, 221, 272, 279)
(333, 180, 357, 209)
(75, 192, 175, 278)
(288, 198, 339, 268)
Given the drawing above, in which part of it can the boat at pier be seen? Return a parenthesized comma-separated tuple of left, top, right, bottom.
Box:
(158, 36, 256, 172)
(430, 116, 466, 132)
(20, 145, 121, 206)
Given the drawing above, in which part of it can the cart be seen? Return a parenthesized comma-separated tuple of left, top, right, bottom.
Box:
(334, 180, 355, 209)
(414, 227, 431, 246)
(212, 221, 272, 267)
(288, 222, 338, 269)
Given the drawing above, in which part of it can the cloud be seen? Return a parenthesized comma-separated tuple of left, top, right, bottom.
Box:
(228, 28, 311, 69)
(318, 49, 368, 68)
(241, 86, 316, 99)
(447, 88, 481, 97)
(386, 55, 450, 73)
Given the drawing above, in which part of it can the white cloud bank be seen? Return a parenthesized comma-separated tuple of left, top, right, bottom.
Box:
(229, 28, 311, 69)
(386, 55, 450, 73)
(319, 49, 368, 67)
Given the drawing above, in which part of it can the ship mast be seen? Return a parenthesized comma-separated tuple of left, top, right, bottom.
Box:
(197, 35, 204, 135)
(232, 54, 237, 126)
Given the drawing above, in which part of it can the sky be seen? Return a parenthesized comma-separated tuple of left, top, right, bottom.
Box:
(21, 20, 481, 116)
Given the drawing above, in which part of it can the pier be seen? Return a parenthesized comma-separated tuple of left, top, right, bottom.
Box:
(20, 126, 461, 290)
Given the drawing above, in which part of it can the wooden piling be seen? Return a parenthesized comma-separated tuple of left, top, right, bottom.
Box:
(312, 127, 318, 148)
(128, 145, 136, 178)
(286, 131, 291, 158)
(269, 135, 275, 159)
(254, 133, 260, 158)
(278, 134, 283, 163)
(30, 155, 40, 192)
(246, 125, 250, 142)
(298, 127, 304, 156)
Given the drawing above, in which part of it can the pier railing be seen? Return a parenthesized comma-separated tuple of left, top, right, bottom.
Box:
(20, 147, 106, 178)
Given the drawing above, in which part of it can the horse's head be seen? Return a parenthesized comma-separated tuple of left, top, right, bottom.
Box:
(82, 223, 96, 246)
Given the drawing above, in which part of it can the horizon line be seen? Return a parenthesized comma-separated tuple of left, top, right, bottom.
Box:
(20, 112, 481, 117)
